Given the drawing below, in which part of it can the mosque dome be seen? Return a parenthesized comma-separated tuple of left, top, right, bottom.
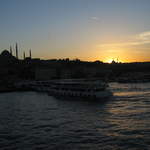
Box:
(0, 49, 17, 64)
(1, 50, 11, 57)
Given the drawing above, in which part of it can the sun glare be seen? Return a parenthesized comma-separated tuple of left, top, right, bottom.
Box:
(105, 58, 113, 63)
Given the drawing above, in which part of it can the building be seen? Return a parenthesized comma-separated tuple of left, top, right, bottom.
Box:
(35, 68, 57, 80)
(0, 50, 17, 64)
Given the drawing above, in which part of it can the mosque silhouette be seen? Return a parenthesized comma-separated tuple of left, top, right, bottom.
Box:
(0, 43, 32, 61)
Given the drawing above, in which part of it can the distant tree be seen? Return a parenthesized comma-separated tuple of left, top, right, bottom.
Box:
(94, 60, 103, 64)
(65, 58, 69, 62)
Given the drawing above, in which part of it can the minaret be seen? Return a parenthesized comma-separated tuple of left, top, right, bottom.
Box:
(16, 43, 18, 59)
(29, 49, 32, 59)
(23, 52, 26, 60)
(10, 46, 12, 55)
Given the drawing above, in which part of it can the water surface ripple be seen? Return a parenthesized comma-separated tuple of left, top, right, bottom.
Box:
(0, 83, 150, 150)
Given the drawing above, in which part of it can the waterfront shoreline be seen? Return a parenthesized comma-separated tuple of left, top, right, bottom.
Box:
(1, 80, 150, 94)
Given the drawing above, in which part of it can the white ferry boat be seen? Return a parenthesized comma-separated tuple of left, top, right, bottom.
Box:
(48, 79, 112, 100)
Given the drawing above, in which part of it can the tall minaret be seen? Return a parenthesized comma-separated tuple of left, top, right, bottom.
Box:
(29, 49, 32, 59)
(23, 52, 26, 60)
(10, 46, 12, 55)
(16, 43, 18, 59)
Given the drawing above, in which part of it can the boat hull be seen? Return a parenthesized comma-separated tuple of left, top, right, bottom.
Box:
(48, 89, 112, 101)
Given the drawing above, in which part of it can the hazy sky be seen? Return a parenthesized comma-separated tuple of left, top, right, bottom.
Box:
(0, 0, 150, 62)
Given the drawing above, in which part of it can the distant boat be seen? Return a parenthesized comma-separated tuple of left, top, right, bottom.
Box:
(14, 79, 112, 100)
(47, 79, 112, 100)
(117, 75, 150, 83)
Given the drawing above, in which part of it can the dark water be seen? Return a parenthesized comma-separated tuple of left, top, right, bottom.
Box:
(0, 83, 150, 150)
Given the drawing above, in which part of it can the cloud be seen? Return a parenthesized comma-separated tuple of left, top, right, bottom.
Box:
(90, 16, 99, 21)
(98, 31, 150, 48)
(137, 31, 150, 40)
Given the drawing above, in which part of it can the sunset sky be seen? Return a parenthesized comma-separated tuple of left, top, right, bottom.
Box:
(0, 0, 150, 62)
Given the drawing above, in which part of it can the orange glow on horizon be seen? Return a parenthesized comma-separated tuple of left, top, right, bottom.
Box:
(34, 44, 150, 63)
(41, 54, 149, 63)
